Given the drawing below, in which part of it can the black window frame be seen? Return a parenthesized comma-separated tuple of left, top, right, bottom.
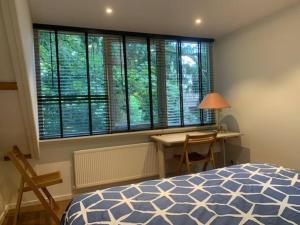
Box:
(33, 24, 215, 140)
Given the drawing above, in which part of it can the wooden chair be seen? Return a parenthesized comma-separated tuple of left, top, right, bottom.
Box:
(8, 146, 63, 225)
(176, 132, 217, 174)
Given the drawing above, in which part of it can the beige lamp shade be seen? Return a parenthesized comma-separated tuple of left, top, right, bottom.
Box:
(199, 92, 230, 109)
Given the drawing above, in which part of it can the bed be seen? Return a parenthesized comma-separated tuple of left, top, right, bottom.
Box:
(61, 164, 300, 225)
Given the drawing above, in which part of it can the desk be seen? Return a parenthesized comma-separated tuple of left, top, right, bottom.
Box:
(151, 131, 242, 178)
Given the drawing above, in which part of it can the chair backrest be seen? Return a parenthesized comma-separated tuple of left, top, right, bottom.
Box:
(183, 132, 217, 155)
(185, 132, 217, 145)
(8, 146, 37, 178)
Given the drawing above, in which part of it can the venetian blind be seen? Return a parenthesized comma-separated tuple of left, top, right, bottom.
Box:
(34, 27, 214, 139)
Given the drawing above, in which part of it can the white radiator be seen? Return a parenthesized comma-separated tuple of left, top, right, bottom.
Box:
(74, 142, 158, 189)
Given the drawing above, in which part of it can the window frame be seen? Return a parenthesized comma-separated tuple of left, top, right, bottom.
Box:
(34, 24, 215, 140)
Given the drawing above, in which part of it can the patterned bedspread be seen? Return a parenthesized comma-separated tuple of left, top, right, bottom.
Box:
(61, 164, 300, 225)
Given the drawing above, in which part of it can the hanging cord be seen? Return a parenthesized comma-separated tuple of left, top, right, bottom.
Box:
(176, 42, 180, 87)
(120, 40, 125, 89)
(49, 32, 54, 87)
(93, 39, 96, 72)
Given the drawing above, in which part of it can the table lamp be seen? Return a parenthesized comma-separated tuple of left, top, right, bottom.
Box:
(198, 92, 230, 131)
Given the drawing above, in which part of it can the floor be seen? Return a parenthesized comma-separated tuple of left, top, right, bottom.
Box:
(2, 200, 70, 225)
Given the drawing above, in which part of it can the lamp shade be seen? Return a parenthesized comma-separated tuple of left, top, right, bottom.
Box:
(199, 92, 230, 109)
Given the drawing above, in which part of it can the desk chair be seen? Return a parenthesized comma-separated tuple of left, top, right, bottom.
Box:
(176, 132, 217, 174)
(8, 146, 63, 225)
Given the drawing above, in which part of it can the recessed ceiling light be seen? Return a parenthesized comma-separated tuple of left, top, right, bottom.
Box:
(106, 7, 113, 14)
(195, 19, 202, 25)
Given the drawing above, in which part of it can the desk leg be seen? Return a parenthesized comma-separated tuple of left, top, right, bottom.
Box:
(157, 143, 166, 178)
(221, 139, 226, 167)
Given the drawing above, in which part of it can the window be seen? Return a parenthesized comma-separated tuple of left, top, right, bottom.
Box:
(34, 25, 214, 139)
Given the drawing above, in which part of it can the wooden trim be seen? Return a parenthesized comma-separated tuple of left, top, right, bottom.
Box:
(4, 154, 31, 161)
(0, 82, 18, 90)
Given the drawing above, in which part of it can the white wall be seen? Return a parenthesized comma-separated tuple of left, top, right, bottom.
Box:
(14, 0, 39, 138)
(3, 0, 40, 157)
(0, 4, 29, 221)
(0, 0, 40, 220)
(215, 4, 300, 169)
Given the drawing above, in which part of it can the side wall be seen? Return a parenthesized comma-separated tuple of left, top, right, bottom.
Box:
(0, 0, 39, 220)
(0, 1, 29, 221)
(215, 4, 300, 169)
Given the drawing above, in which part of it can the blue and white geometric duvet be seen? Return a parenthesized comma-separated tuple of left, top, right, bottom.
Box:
(61, 164, 300, 225)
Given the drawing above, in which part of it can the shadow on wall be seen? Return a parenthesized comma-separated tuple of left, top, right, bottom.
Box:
(222, 115, 250, 165)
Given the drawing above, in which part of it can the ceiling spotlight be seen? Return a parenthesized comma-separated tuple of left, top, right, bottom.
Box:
(195, 19, 202, 25)
(106, 7, 113, 14)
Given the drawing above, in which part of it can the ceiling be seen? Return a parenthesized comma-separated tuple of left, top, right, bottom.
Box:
(28, 0, 299, 39)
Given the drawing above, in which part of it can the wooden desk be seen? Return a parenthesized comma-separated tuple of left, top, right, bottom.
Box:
(151, 131, 242, 178)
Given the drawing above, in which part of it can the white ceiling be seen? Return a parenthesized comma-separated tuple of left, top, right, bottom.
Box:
(28, 0, 299, 39)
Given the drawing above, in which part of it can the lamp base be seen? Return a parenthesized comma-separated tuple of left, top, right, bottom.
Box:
(215, 109, 227, 133)
(216, 109, 221, 132)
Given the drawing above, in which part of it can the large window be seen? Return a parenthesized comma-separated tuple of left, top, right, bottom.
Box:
(34, 25, 214, 139)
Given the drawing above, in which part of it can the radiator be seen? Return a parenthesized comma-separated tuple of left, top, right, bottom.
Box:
(74, 142, 158, 189)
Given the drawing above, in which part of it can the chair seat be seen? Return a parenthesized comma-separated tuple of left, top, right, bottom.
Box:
(188, 152, 207, 161)
(23, 171, 62, 192)
(174, 152, 207, 163)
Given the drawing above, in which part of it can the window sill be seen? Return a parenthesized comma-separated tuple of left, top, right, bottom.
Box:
(39, 125, 217, 144)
